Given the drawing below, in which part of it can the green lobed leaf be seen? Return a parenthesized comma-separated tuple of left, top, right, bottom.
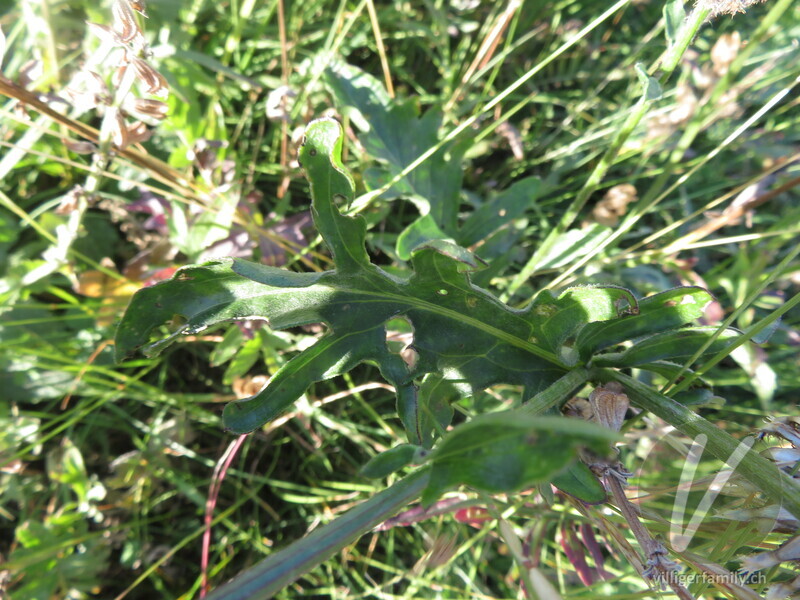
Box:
(115, 118, 723, 447)
(116, 118, 567, 440)
(421, 413, 617, 505)
(326, 62, 465, 238)
(396, 214, 454, 261)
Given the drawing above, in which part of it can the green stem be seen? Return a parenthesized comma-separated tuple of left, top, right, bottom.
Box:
(593, 368, 800, 519)
(206, 468, 430, 600)
(520, 368, 589, 415)
(659, 5, 711, 75)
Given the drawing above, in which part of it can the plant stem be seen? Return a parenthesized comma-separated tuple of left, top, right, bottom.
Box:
(520, 368, 589, 415)
(592, 368, 800, 518)
(604, 472, 695, 600)
(205, 468, 430, 600)
(658, 5, 711, 76)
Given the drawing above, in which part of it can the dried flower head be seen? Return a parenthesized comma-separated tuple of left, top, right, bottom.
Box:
(697, 0, 768, 17)
(65, 71, 111, 112)
(711, 31, 742, 75)
(741, 535, 800, 574)
(128, 0, 148, 17)
(593, 184, 637, 227)
(87, 22, 125, 47)
(111, 111, 129, 148)
(588, 382, 629, 433)
(265, 85, 296, 122)
(758, 416, 800, 447)
(55, 186, 86, 215)
(496, 121, 524, 160)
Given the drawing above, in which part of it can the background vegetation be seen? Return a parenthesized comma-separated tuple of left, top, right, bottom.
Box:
(1, 0, 798, 598)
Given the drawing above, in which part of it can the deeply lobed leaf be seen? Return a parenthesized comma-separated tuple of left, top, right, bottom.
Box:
(115, 117, 733, 452)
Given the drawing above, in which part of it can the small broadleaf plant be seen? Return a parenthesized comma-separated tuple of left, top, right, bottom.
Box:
(116, 117, 737, 504)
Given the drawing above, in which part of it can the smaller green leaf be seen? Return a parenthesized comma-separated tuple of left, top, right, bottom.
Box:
(326, 61, 465, 236)
(576, 286, 713, 360)
(360, 444, 420, 479)
(458, 177, 541, 247)
(671, 388, 723, 406)
(635, 63, 662, 101)
(397, 214, 454, 260)
(417, 374, 457, 449)
(415, 239, 486, 271)
(551, 462, 606, 504)
(592, 326, 741, 368)
(209, 325, 245, 367)
(537, 285, 637, 356)
(664, 0, 687, 47)
(422, 413, 617, 505)
(222, 333, 262, 385)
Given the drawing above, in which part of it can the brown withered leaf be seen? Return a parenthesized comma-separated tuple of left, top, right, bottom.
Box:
(111, 0, 141, 43)
(112, 111, 129, 148)
(711, 32, 741, 76)
(232, 375, 269, 399)
(125, 121, 153, 145)
(63, 138, 97, 154)
(128, 0, 148, 16)
(496, 121, 524, 160)
(132, 97, 168, 119)
(75, 259, 142, 327)
(86, 22, 124, 46)
(130, 57, 168, 97)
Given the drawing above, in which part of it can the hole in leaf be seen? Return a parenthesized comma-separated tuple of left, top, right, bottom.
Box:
(437, 289, 449, 296)
(385, 316, 418, 369)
